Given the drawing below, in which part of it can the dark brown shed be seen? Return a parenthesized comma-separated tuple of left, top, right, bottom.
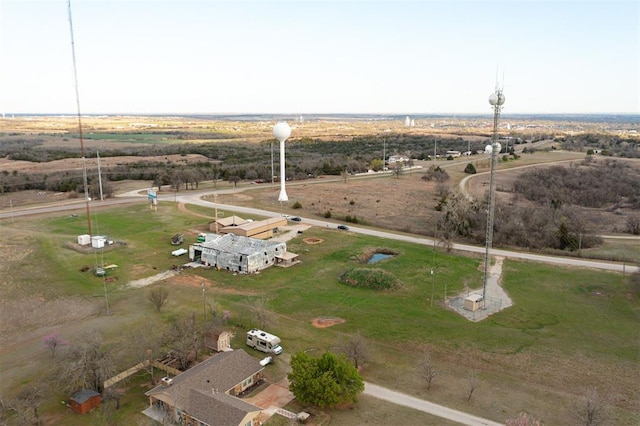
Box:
(69, 389, 101, 414)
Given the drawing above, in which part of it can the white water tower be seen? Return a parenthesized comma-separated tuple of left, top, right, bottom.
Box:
(273, 122, 291, 202)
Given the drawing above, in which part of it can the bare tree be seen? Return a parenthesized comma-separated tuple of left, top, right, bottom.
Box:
(102, 387, 122, 410)
(417, 351, 439, 391)
(392, 162, 403, 179)
(165, 313, 201, 370)
(122, 322, 165, 382)
(207, 296, 231, 328)
(626, 214, 640, 235)
(149, 287, 169, 312)
(569, 387, 610, 426)
(61, 331, 114, 393)
(341, 168, 349, 183)
(247, 296, 274, 330)
(207, 296, 222, 320)
(629, 269, 640, 296)
(42, 331, 68, 358)
(467, 370, 479, 401)
(12, 385, 44, 425)
(435, 181, 451, 197)
(340, 333, 369, 369)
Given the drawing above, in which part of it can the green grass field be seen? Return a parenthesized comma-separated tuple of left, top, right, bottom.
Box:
(1, 202, 638, 425)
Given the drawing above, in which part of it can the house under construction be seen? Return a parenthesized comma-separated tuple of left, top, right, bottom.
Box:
(188, 233, 298, 274)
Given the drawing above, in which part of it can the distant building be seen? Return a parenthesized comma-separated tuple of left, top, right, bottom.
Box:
(209, 217, 287, 239)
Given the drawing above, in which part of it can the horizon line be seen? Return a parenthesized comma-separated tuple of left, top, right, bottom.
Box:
(3, 112, 639, 117)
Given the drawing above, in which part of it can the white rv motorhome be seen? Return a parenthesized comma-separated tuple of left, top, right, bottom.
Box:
(246, 328, 283, 355)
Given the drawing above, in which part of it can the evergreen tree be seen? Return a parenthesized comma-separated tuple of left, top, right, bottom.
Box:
(288, 351, 364, 408)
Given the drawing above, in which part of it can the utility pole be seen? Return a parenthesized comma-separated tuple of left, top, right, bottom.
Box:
(383, 138, 386, 171)
(213, 193, 219, 233)
(202, 281, 206, 321)
(430, 269, 434, 307)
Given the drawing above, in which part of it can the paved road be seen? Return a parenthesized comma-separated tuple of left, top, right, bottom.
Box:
(168, 191, 637, 274)
(3, 188, 636, 274)
(364, 382, 503, 426)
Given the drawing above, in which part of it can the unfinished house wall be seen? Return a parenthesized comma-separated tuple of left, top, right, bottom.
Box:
(193, 234, 287, 274)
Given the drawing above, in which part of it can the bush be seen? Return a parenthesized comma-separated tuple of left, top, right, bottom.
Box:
(292, 201, 302, 209)
(339, 268, 401, 290)
(324, 210, 332, 218)
(421, 165, 450, 182)
(464, 163, 477, 174)
(345, 215, 359, 223)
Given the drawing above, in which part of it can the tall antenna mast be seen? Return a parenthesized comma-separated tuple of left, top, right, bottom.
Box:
(97, 151, 104, 201)
(482, 72, 506, 308)
(67, 0, 92, 236)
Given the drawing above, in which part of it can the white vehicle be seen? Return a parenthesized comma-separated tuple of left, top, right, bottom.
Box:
(246, 329, 283, 355)
(259, 356, 273, 366)
(171, 248, 188, 256)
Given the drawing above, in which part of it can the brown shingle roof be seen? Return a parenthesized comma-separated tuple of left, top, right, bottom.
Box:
(145, 349, 263, 421)
(188, 389, 259, 426)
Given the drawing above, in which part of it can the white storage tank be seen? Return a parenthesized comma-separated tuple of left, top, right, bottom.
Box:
(91, 236, 107, 249)
(77, 234, 91, 246)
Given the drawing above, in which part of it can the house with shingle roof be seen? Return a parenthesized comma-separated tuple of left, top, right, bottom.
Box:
(143, 349, 264, 426)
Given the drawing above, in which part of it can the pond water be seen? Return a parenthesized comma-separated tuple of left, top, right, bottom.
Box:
(368, 253, 394, 264)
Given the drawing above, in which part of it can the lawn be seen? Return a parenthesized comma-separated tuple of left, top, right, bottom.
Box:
(1, 203, 638, 425)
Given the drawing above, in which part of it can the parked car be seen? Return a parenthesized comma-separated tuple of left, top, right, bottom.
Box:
(290, 217, 302, 222)
(337, 225, 349, 230)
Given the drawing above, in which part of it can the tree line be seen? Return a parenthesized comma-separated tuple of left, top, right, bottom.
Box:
(0, 133, 485, 195)
(435, 158, 640, 251)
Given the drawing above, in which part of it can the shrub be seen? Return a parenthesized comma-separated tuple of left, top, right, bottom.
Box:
(292, 201, 302, 209)
(324, 210, 332, 218)
(464, 163, 477, 174)
(339, 268, 401, 290)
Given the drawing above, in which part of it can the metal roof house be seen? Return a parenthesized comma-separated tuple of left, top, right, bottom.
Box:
(208, 217, 287, 240)
(189, 233, 295, 274)
(143, 350, 264, 426)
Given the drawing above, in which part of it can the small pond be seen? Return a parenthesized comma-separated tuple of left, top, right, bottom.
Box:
(368, 253, 394, 264)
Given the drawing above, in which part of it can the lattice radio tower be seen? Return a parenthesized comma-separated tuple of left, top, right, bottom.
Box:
(482, 78, 505, 307)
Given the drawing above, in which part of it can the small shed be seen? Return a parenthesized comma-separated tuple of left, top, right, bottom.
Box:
(77, 234, 91, 246)
(463, 294, 483, 312)
(204, 330, 234, 352)
(91, 235, 107, 249)
(69, 389, 101, 414)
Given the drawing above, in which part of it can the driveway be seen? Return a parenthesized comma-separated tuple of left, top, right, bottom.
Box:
(364, 382, 503, 426)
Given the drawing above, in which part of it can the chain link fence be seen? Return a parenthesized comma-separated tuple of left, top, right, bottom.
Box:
(447, 292, 505, 322)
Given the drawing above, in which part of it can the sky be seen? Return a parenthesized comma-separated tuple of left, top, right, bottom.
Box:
(1, 0, 638, 115)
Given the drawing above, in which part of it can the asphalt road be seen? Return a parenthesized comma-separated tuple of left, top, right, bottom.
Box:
(2, 188, 636, 274)
(170, 191, 638, 274)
